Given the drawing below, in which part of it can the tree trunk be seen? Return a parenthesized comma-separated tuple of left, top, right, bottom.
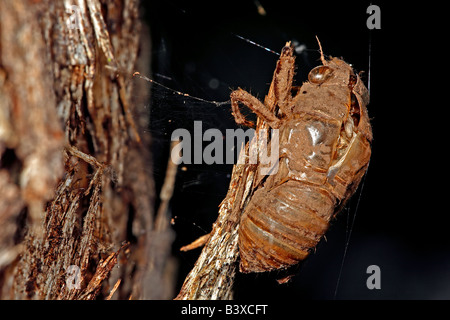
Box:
(0, 0, 174, 300)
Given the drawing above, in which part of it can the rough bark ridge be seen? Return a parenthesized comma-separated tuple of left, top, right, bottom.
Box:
(0, 0, 173, 299)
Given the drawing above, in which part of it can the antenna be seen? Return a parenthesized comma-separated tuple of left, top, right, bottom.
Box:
(315, 35, 327, 64)
(232, 33, 280, 56)
(133, 72, 230, 107)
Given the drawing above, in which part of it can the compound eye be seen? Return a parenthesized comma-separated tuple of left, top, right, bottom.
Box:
(308, 66, 333, 84)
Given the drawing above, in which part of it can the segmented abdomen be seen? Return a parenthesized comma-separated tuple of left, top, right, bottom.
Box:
(238, 180, 335, 273)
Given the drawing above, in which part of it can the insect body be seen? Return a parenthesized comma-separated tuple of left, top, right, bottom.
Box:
(230, 41, 372, 273)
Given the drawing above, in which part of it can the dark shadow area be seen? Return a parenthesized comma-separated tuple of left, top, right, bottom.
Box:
(141, 0, 446, 299)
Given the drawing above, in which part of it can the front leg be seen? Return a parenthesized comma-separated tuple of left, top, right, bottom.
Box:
(265, 42, 296, 116)
(231, 88, 281, 129)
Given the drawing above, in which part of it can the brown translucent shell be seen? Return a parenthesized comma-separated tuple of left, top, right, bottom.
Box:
(308, 65, 333, 84)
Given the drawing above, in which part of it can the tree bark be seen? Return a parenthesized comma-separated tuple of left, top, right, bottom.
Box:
(0, 0, 173, 300)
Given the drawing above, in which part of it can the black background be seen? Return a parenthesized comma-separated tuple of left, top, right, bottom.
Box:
(139, 0, 446, 300)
